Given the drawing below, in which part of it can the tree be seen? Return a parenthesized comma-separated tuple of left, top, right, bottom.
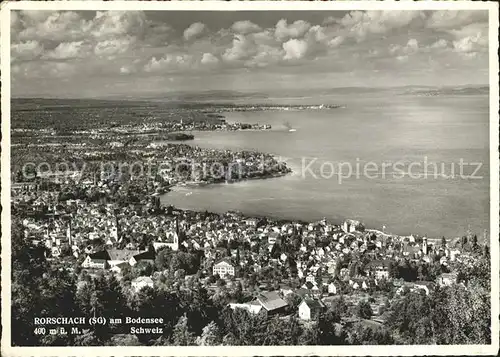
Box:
(172, 314, 195, 345)
(206, 274, 217, 284)
(356, 300, 373, 320)
(233, 281, 244, 302)
(281, 316, 303, 345)
(11, 218, 49, 346)
(216, 278, 227, 288)
(74, 331, 101, 346)
(444, 282, 490, 344)
(460, 235, 468, 250)
(174, 268, 186, 280)
(155, 248, 172, 270)
(196, 321, 221, 346)
(330, 295, 349, 317)
(471, 235, 479, 252)
(222, 331, 238, 345)
(346, 322, 393, 345)
(386, 292, 434, 344)
(483, 243, 490, 258)
(318, 307, 344, 345)
(60, 243, 72, 257)
(299, 325, 320, 345)
(441, 236, 447, 248)
(236, 248, 241, 265)
(108, 334, 140, 346)
(285, 293, 303, 311)
(132, 260, 154, 278)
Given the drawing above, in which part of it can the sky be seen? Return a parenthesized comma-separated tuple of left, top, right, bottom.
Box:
(9, 9, 490, 99)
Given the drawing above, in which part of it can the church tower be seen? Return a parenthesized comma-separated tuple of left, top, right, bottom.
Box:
(66, 220, 72, 247)
(113, 208, 121, 242)
(422, 237, 428, 255)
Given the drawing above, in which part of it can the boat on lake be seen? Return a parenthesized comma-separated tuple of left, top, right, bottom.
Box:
(284, 121, 296, 132)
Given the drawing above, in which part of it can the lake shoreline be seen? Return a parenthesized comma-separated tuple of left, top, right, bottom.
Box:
(160, 95, 489, 241)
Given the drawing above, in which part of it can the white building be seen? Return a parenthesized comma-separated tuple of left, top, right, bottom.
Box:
(229, 302, 262, 314)
(328, 282, 337, 295)
(131, 276, 154, 293)
(268, 232, 280, 245)
(438, 272, 458, 287)
(153, 231, 179, 252)
(298, 299, 325, 321)
(213, 258, 235, 278)
(341, 219, 364, 233)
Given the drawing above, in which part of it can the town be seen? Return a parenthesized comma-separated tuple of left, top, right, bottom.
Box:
(10, 98, 491, 347)
(19, 197, 486, 318)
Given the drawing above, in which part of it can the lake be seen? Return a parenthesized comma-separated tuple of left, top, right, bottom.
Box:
(161, 92, 490, 239)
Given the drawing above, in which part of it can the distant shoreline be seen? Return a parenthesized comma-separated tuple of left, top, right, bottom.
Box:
(11, 84, 489, 102)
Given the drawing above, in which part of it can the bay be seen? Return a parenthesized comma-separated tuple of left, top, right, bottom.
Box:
(161, 92, 490, 239)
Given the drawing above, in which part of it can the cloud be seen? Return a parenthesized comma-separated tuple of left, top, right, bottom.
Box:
(231, 20, 261, 35)
(222, 34, 258, 62)
(367, 49, 380, 58)
(425, 11, 488, 55)
(11, 40, 44, 61)
(252, 30, 277, 47)
(47, 62, 76, 78)
(275, 19, 311, 42)
(245, 45, 283, 68)
(292, 26, 344, 60)
(307, 25, 328, 43)
(144, 56, 170, 72)
(339, 11, 424, 41)
(145, 22, 173, 46)
(18, 10, 53, 26)
(11, 10, 490, 96)
(183, 22, 206, 41)
(144, 54, 194, 73)
(388, 39, 419, 57)
(327, 36, 344, 48)
(201, 53, 219, 65)
(430, 39, 448, 49)
(426, 10, 488, 30)
(91, 11, 147, 40)
(462, 52, 478, 59)
(282, 39, 308, 60)
(120, 65, 135, 74)
(94, 37, 135, 57)
(220, 29, 286, 67)
(322, 16, 338, 26)
(43, 41, 91, 60)
(406, 39, 419, 52)
(17, 11, 92, 42)
(452, 33, 487, 53)
(14, 61, 76, 79)
(11, 11, 22, 31)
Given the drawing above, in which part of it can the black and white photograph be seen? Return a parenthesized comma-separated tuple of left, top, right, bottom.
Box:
(1, 1, 498, 356)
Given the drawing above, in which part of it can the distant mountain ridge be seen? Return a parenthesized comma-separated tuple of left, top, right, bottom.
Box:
(399, 85, 489, 97)
(118, 90, 269, 102)
(12, 85, 489, 105)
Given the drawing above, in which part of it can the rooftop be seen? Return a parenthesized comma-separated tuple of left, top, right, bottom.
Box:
(257, 291, 288, 311)
(302, 298, 325, 310)
(107, 249, 142, 261)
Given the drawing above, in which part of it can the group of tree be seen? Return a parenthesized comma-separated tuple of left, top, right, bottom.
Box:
(386, 253, 490, 344)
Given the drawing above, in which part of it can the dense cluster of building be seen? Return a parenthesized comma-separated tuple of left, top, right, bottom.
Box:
(17, 188, 471, 322)
(11, 98, 484, 332)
